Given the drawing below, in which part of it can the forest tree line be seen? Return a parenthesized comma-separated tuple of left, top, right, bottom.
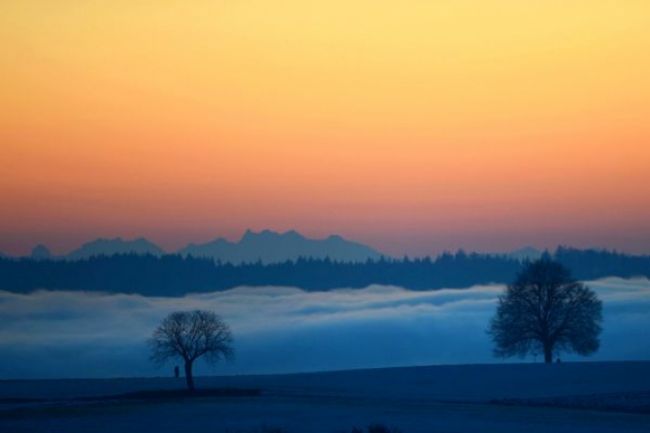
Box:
(0, 247, 648, 296)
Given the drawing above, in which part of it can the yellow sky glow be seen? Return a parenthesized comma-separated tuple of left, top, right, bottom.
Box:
(1, 1, 649, 255)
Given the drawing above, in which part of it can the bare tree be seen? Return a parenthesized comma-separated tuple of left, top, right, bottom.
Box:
(150, 310, 233, 391)
(489, 258, 602, 363)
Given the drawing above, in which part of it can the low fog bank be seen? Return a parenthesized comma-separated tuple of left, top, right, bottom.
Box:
(0, 278, 649, 379)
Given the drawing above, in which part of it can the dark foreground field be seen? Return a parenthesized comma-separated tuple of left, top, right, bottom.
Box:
(1, 361, 649, 433)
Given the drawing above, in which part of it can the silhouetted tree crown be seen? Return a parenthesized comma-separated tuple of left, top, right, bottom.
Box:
(150, 310, 233, 391)
(489, 258, 602, 363)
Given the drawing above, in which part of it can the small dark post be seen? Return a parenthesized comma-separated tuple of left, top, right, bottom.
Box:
(174, 365, 180, 378)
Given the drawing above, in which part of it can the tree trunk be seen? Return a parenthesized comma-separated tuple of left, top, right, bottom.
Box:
(543, 344, 553, 364)
(184, 360, 195, 392)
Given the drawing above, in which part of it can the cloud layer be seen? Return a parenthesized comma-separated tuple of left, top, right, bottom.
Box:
(1, 278, 649, 379)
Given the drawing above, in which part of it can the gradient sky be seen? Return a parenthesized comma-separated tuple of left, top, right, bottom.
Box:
(2, 1, 649, 257)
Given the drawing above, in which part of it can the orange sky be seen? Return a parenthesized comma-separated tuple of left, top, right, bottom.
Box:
(1, 1, 650, 256)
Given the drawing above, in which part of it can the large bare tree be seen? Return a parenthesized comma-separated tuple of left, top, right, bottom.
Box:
(150, 310, 233, 391)
(489, 258, 602, 363)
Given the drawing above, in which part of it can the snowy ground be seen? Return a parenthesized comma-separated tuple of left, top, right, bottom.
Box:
(1, 361, 649, 433)
(1, 278, 649, 431)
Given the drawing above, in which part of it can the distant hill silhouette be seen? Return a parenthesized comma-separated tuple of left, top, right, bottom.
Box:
(14, 231, 555, 265)
(500, 246, 544, 261)
(66, 237, 164, 260)
(0, 246, 647, 295)
(30, 244, 52, 260)
(24, 230, 382, 263)
(179, 229, 382, 264)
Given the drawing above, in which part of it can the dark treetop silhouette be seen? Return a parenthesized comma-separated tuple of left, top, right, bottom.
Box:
(2, 247, 648, 295)
(149, 310, 233, 391)
(489, 257, 603, 363)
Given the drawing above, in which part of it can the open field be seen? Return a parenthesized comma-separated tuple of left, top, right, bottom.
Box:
(1, 361, 649, 433)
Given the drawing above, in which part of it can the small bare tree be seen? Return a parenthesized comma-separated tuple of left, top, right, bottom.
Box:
(489, 258, 602, 363)
(150, 310, 233, 391)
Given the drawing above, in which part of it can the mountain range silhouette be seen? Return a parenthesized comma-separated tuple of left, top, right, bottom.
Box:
(20, 230, 383, 264)
(178, 229, 382, 264)
(6, 230, 550, 264)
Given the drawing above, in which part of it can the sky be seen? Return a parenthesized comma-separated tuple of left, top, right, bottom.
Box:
(1, 277, 649, 378)
(1, 1, 650, 257)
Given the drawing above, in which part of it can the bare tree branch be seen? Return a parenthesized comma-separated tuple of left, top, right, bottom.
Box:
(148, 310, 234, 391)
(488, 258, 602, 363)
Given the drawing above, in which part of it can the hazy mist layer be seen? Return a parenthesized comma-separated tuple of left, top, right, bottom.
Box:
(1, 278, 649, 379)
